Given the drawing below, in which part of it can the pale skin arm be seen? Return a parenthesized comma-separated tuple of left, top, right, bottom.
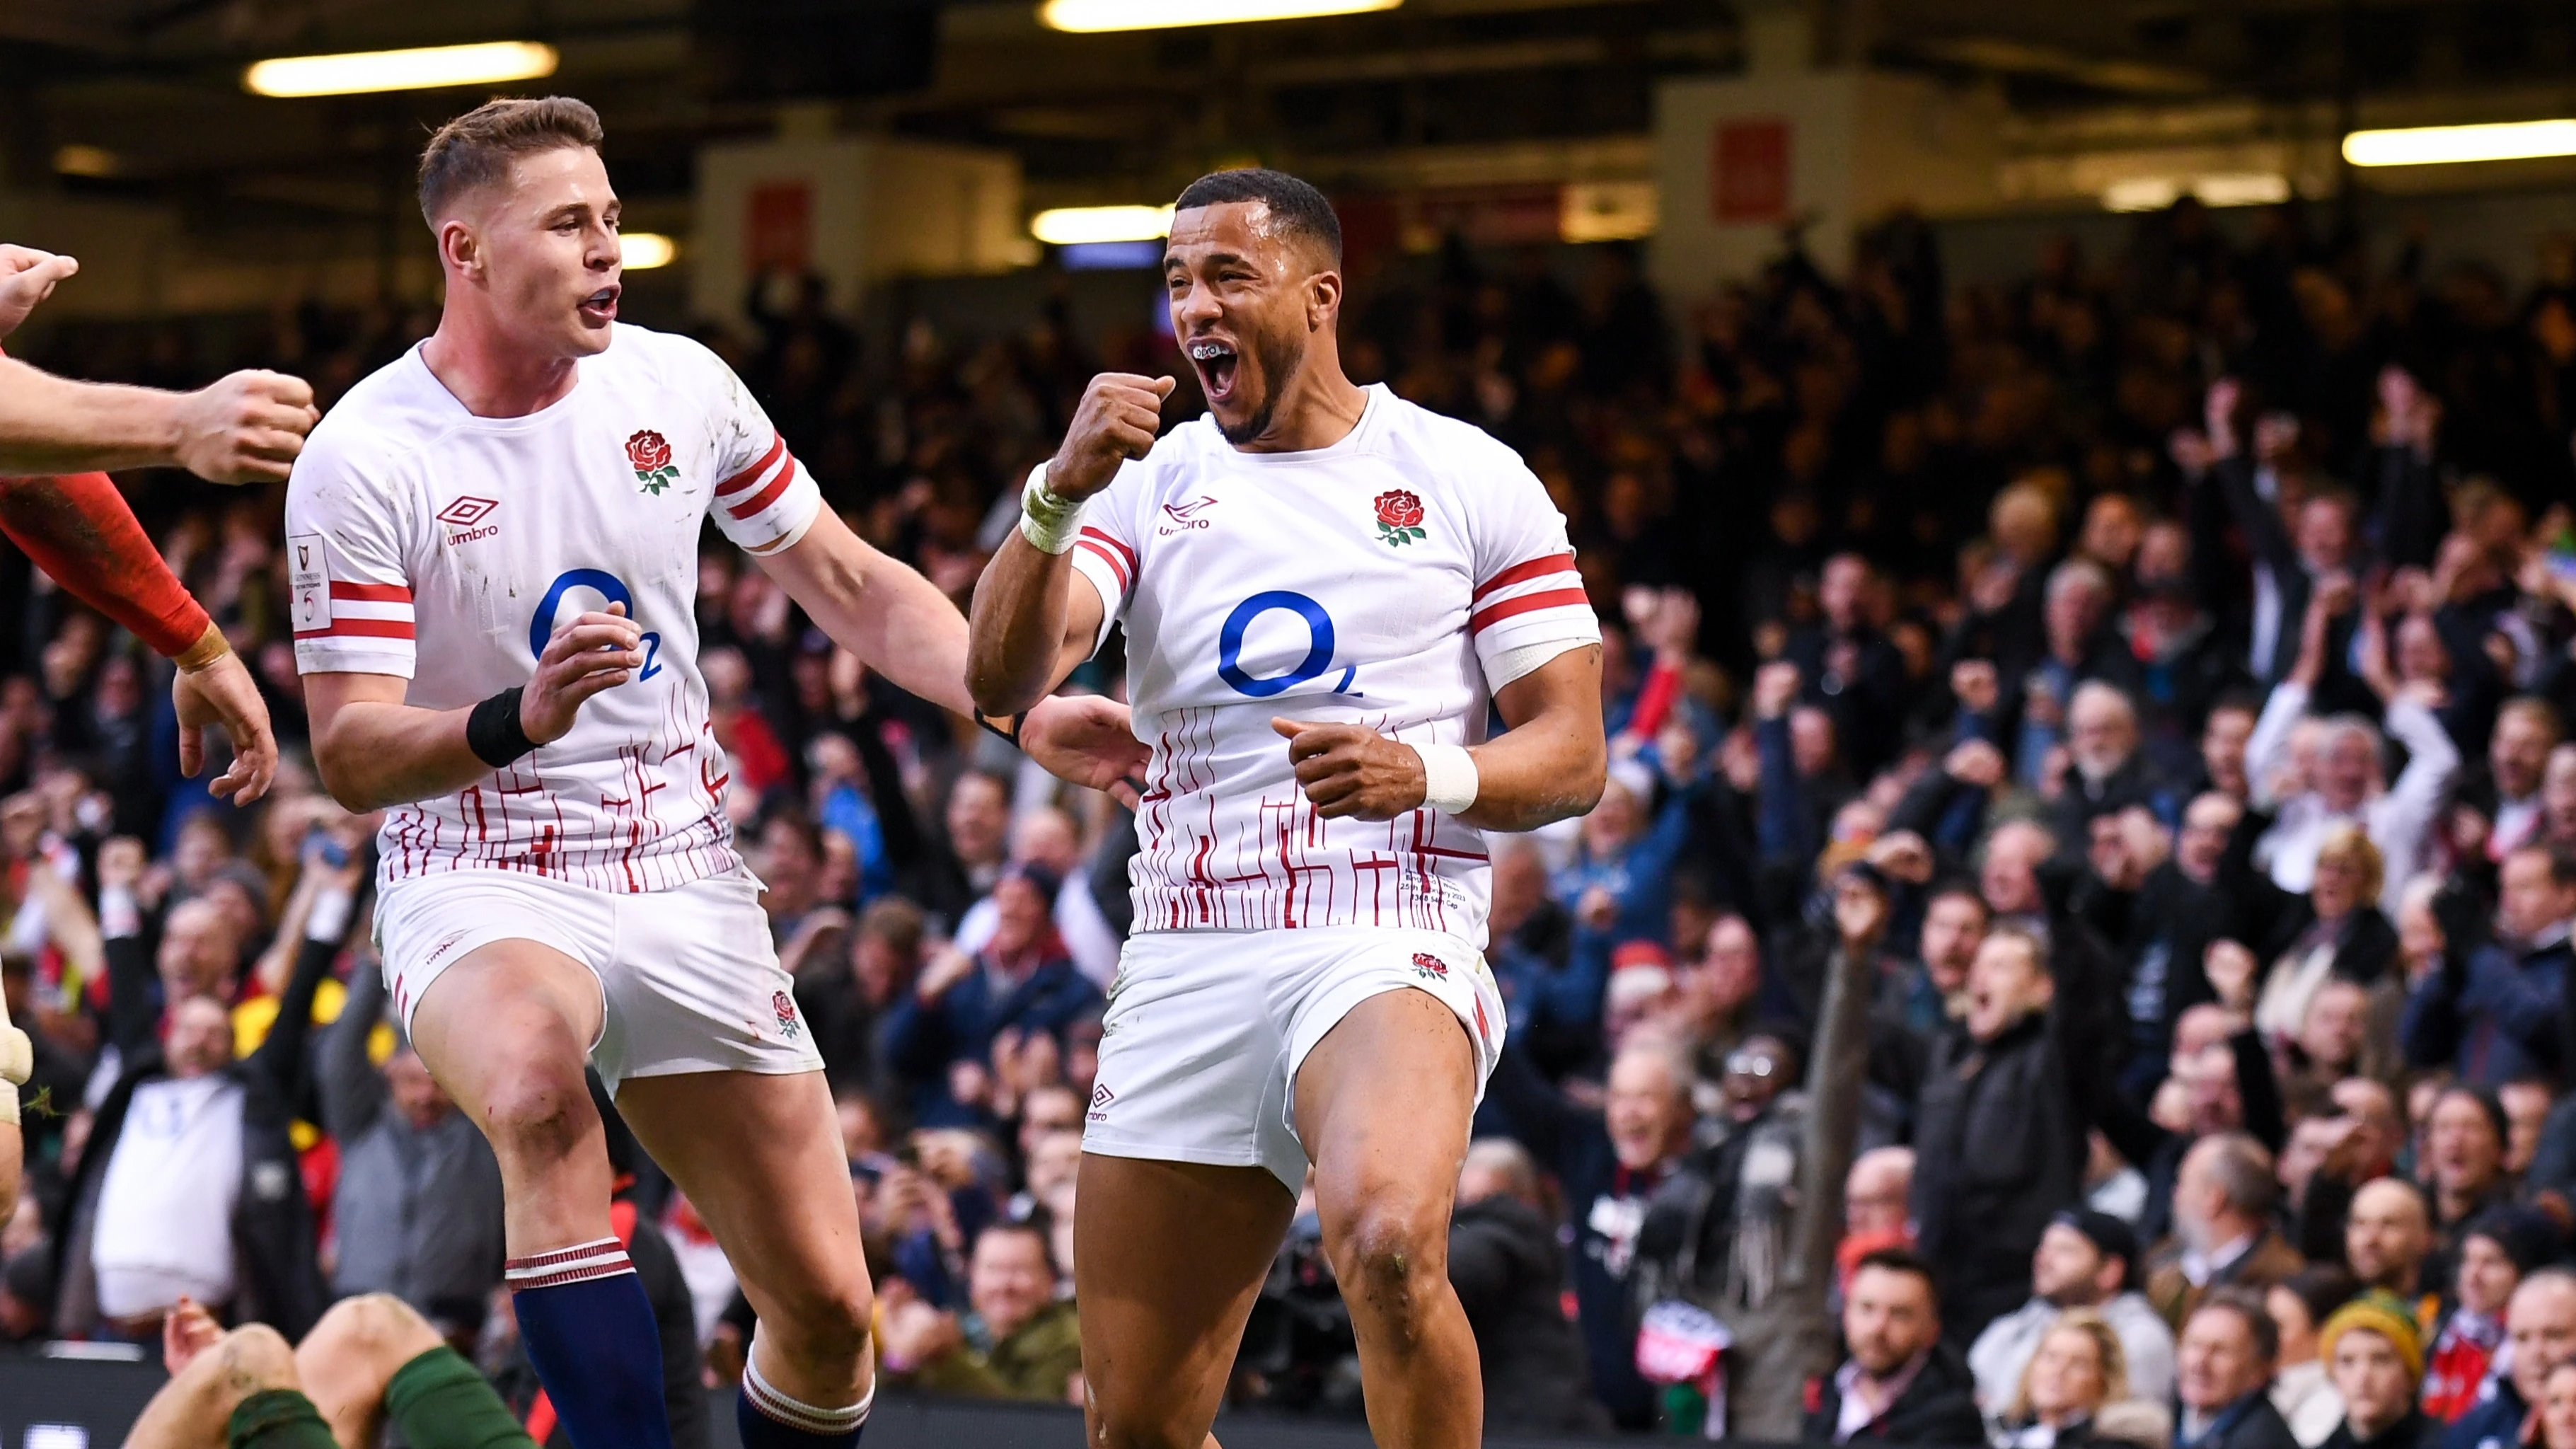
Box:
(760, 509, 1148, 798)
(0, 246, 318, 483)
(304, 607, 642, 812)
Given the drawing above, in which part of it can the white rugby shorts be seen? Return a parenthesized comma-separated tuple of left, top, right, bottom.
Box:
(374, 865, 822, 1090)
(1082, 925, 1506, 1193)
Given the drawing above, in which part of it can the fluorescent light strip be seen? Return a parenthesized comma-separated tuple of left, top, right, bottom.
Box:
(2101, 173, 2289, 213)
(2343, 119, 2576, 168)
(1040, 0, 1400, 33)
(1031, 205, 1174, 246)
(244, 41, 559, 98)
(620, 233, 676, 270)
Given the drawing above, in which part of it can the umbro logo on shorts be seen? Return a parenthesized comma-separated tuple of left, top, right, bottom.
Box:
(1089, 1083, 1114, 1122)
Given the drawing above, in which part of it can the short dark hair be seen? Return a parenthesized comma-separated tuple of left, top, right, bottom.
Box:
(418, 96, 604, 226)
(2510, 841, 2576, 891)
(1172, 167, 1341, 264)
(2195, 1286, 2280, 1363)
(1852, 1247, 1939, 1299)
(976, 1217, 1057, 1276)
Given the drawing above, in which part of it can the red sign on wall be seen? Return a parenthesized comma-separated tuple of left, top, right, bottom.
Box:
(1712, 120, 1791, 223)
(746, 180, 814, 272)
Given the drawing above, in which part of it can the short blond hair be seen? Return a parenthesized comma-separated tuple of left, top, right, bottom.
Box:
(418, 96, 603, 226)
(2006, 1311, 2130, 1422)
(2314, 821, 2385, 905)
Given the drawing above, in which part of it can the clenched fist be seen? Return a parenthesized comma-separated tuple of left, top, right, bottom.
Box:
(1273, 717, 1427, 821)
(524, 603, 642, 744)
(173, 369, 320, 485)
(1047, 372, 1177, 500)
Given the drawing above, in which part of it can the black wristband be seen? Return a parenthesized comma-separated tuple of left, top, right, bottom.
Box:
(467, 687, 539, 768)
(976, 710, 1027, 748)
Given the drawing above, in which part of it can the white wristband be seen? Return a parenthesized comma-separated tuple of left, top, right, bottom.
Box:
(0, 1023, 29, 1091)
(1019, 463, 1086, 555)
(0, 1077, 18, 1124)
(1414, 743, 1479, 814)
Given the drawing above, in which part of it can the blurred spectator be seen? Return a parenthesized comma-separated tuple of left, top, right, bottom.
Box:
(2421, 1208, 2554, 1422)
(1448, 1138, 1608, 1432)
(2318, 1291, 2435, 1449)
(1801, 1249, 1985, 1445)
(2176, 1290, 2301, 1449)
(1972, 1211, 2179, 1412)
(1992, 1312, 2132, 1449)
(878, 1220, 1081, 1403)
(2444, 1270, 2576, 1449)
(2267, 1266, 2362, 1447)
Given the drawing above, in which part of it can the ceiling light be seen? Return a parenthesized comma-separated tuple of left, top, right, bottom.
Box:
(1031, 205, 1174, 246)
(620, 233, 676, 270)
(2101, 172, 2289, 212)
(1561, 181, 1656, 243)
(52, 145, 118, 178)
(243, 41, 559, 98)
(1039, 0, 1400, 34)
(2343, 119, 2576, 167)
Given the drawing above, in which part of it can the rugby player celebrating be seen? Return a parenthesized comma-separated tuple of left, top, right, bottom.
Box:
(967, 168, 1607, 1449)
(286, 98, 1140, 1449)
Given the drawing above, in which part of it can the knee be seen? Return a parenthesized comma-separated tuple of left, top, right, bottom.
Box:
(1322, 1197, 1451, 1331)
(214, 1324, 301, 1395)
(302, 1293, 441, 1382)
(761, 1274, 875, 1368)
(474, 1056, 597, 1167)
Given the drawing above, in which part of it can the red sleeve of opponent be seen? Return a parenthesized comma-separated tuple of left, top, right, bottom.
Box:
(0, 470, 210, 657)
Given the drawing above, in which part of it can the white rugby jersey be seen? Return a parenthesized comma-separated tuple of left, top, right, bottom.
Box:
(284, 324, 822, 894)
(1070, 383, 1598, 947)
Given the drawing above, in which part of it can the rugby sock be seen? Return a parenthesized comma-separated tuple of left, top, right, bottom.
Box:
(737, 1345, 873, 1448)
(507, 1238, 674, 1449)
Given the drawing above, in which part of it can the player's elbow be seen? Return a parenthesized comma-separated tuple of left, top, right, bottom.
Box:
(964, 637, 1048, 718)
(1563, 734, 1608, 819)
(309, 729, 391, 813)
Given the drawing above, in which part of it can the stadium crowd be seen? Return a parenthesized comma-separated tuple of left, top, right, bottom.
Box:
(14, 194, 2576, 1448)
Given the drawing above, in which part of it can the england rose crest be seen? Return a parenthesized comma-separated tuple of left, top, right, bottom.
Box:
(1373, 488, 1427, 546)
(771, 989, 802, 1041)
(626, 429, 679, 495)
(1411, 951, 1450, 981)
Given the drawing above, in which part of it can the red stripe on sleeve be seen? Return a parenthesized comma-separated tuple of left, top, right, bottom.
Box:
(1468, 587, 1590, 635)
(716, 436, 785, 497)
(1470, 552, 1576, 604)
(1078, 526, 1136, 576)
(329, 580, 412, 604)
(294, 618, 416, 640)
(1075, 538, 1131, 594)
(724, 449, 799, 520)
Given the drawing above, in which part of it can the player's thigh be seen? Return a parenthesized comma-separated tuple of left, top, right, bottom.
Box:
(1290, 986, 1478, 1251)
(613, 1067, 867, 1332)
(407, 938, 606, 1148)
(1074, 1152, 1294, 1440)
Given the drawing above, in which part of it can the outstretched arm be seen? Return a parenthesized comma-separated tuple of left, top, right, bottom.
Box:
(757, 507, 1145, 796)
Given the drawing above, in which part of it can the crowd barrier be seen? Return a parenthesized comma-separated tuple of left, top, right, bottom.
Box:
(1, 1351, 1677, 1447)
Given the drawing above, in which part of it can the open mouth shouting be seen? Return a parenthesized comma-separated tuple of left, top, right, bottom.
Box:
(577, 284, 620, 327)
(1186, 335, 1240, 405)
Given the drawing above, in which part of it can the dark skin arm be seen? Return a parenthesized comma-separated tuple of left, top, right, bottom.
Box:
(1271, 644, 1606, 831)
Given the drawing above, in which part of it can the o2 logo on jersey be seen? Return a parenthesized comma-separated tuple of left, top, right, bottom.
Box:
(531, 569, 663, 683)
(1218, 591, 1358, 698)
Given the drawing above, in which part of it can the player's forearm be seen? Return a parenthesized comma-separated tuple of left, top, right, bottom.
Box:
(0, 357, 187, 475)
(1463, 644, 1606, 831)
(966, 533, 1078, 716)
(766, 516, 978, 718)
(311, 698, 487, 811)
(0, 1123, 19, 1230)
(1460, 706, 1606, 831)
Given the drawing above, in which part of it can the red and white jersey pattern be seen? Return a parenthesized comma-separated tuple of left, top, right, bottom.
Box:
(284, 324, 823, 894)
(1070, 384, 1598, 947)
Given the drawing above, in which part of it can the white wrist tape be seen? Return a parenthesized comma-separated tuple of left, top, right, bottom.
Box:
(1414, 743, 1479, 814)
(0, 1077, 18, 1124)
(1019, 463, 1086, 555)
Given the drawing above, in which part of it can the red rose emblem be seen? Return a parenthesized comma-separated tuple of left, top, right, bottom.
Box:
(1375, 490, 1424, 529)
(626, 429, 673, 472)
